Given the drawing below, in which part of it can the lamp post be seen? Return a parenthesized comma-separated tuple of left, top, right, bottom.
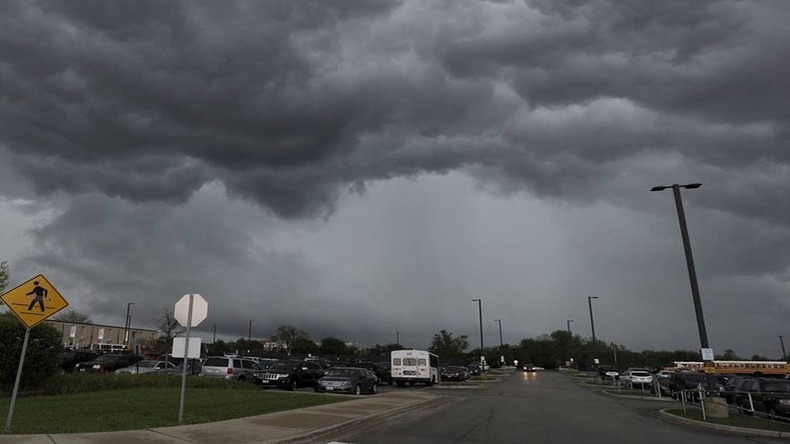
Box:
(123, 302, 134, 348)
(651, 182, 715, 389)
(588, 296, 599, 345)
(495, 319, 504, 366)
(248, 320, 253, 343)
(780, 335, 787, 361)
(396, 331, 400, 345)
(472, 299, 484, 351)
(212, 325, 217, 343)
(566, 319, 573, 334)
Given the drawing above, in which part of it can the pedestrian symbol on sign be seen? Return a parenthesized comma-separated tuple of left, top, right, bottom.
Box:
(25, 281, 48, 312)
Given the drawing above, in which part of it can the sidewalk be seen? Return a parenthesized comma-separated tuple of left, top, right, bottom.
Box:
(0, 390, 443, 444)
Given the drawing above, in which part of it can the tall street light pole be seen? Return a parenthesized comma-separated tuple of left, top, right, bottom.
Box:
(567, 319, 573, 334)
(396, 331, 400, 345)
(495, 319, 504, 366)
(212, 325, 217, 343)
(472, 299, 484, 351)
(248, 320, 254, 342)
(780, 335, 787, 361)
(588, 296, 599, 345)
(495, 319, 503, 348)
(123, 302, 134, 348)
(651, 182, 715, 389)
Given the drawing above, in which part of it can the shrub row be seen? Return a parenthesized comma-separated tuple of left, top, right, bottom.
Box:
(11, 373, 259, 397)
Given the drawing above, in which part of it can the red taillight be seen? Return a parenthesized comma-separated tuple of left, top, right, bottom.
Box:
(227, 368, 234, 375)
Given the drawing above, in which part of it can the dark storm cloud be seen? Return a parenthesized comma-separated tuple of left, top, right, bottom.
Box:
(2, 0, 790, 348)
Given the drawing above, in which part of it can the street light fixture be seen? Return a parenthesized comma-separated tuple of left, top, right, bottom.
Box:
(472, 299, 484, 351)
(651, 182, 714, 389)
(567, 319, 574, 334)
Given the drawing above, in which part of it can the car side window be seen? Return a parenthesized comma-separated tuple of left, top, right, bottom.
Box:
(233, 359, 242, 368)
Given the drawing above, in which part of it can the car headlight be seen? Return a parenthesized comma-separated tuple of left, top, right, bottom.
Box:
(277, 374, 288, 379)
(92, 365, 101, 369)
(779, 399, 790, 405)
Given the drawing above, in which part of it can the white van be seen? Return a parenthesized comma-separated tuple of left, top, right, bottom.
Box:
(391, 349, 439, 386)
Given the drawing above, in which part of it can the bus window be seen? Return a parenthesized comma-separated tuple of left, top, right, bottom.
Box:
(393, 358, 401, 366)
(404, 358, 417, 366)
(418, 358, 427, 366)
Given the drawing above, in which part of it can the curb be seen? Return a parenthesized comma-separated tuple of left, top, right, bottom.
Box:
(269, 395, 448, 444)
(658, 409, 790, 439)
(599, 390, 675, 402)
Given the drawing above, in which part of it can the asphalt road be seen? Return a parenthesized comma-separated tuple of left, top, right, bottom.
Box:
(328, 371, 786, 444)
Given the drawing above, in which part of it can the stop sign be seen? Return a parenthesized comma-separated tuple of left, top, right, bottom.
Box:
(174, 294, 208, 327)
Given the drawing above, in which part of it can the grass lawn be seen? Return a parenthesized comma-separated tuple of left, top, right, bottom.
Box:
(1, 387, 346, 434)
(667, 409, 790, 433)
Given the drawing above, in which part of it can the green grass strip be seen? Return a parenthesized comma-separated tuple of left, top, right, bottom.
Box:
(1, 387, 346, 434)
(666, 409, 790, 433)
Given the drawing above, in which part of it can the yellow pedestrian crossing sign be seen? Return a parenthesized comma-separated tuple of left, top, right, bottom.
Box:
(0, 274, 68, 328)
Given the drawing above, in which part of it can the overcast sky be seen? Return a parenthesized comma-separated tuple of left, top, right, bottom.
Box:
(1, 0, 789, 357)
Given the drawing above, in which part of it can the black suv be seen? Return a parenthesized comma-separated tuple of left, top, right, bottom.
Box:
(60, 350, 98, 374)
(253, 360, 325, 390)
(734, 378, 790, 417)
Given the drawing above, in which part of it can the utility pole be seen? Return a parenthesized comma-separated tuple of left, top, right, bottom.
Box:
(248, 320, 253, 342)
(123, 302, 134, 348)
(396, 331, 400, 345)
(567, 319, 573, 334)
(780, 335, 787, 361)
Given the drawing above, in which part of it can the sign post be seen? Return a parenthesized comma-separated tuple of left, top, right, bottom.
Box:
(174, 293, 208, 424)
(1, 274, 68, 432)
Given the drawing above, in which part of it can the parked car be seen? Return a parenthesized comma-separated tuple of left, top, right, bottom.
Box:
(734, 378, 790, 417)
(596, 365, 618, 380)
(352, 361, 393, 385)
(115, 360, 176, 374)
(441, 366, 468, 381)
(660, 372, 724, 399)
(720, 376, 755, 404)
(158, 358, 204, 375)
(74, 354, 144, 373)
(467, 364, 482, 376)
(60, 350, 98, 374)
(620, 369, 653, 388)
(315, 367, 379, 395)
(253, 360, 325, 390)
(199, 356, 260, 381)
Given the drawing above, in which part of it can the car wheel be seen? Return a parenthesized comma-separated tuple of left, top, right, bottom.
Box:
(354, 384, 362, 395)
(371, 383, 378, 394)
(768, 406, 777, 419)
(289, 379, 298, 391)
(314, 387, 322, 393)
(237, 375, 246, 382)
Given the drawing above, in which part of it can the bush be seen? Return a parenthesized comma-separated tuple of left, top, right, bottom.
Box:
(0, 315, 61, 395)
(36, 373, 259, 396)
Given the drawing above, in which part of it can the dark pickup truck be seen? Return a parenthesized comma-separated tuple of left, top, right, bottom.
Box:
(253, 360, 325, 390)
(73, 353, 143, 373)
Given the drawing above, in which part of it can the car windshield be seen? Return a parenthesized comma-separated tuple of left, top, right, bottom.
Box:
(95, 355, 122, 362)
(326, 368, 358, 377)
(271, 362, 301, 371)
(631, 372, 650, 377)
(134, 361, 156, 368)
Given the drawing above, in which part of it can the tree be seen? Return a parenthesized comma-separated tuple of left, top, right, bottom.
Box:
(0, 260, 8, 310)
(429, 330, 469, 362)
(290, 337, 319, 355)
(0, 316, 61, 392)
(54, 310, 92, 324)
(271, 325, 310, 356)
(320, 337, 350, 355)
(156, 307, 184, 341)
(0, 260, 8, 294)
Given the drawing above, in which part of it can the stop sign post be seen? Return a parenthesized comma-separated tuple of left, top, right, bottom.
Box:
(175, 294, 208, 423)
